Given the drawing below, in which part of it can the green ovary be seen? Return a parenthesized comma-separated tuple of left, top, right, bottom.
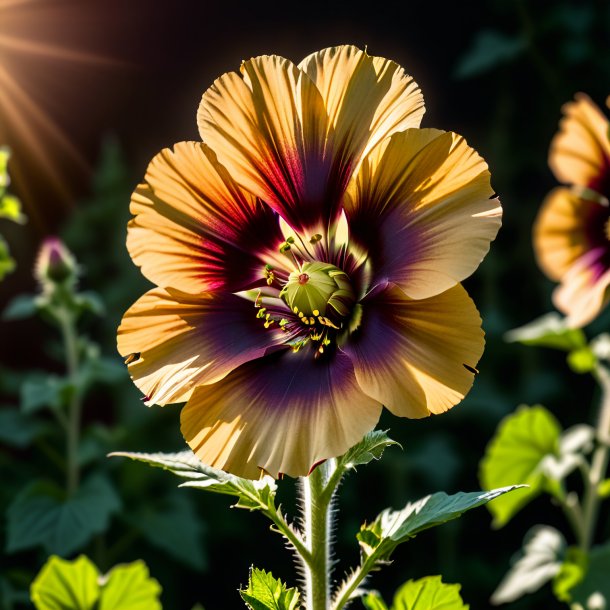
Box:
(280, 261, 356, 320)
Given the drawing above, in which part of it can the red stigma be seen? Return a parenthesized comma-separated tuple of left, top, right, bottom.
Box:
(298, 273, 309, 285)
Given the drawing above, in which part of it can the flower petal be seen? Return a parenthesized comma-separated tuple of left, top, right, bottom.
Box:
(127, 141, 283, 294)
(554, 248, 610, 328)
(298, 45, 425, 166)
(197, 55, 336, 234)
(345, 129, 502, 299)
(533, 187, 608, 281)
(550, 93, 610, 193)
(343, 283, 484, 418)
(180, 349, 382, 479)
(117, 288, 284, 406)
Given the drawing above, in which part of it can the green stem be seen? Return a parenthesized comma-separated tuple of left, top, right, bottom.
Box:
(331, 553, 379, 610)
(580, 364, 610, 551)
(58, 308, 82, 496)
(302, 460, 336, 610)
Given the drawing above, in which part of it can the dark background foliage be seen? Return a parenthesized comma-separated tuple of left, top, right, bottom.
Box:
(1, 0, 610, 608)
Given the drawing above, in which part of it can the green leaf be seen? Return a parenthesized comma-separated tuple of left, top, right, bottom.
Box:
(111, 450, 277, 511)
(455, 29, 526, 79)
(6, 475, 121, 555)
(0, 408, 48, 448)
(0, 193, 26, 223)
(567, 346, 598, 374)
(479, 405, 561, 527)
(598, 479, 610, 498)
(239, 568, 300, 610)
(361, 592, 389, 610)
(21, 374, 74, 413)
(357, 486, 521, 561)
(336, 430, 400, 471)
(74, 291, 105, 316)
(491, 525, 566, 604)
(504, 313, 587, 351)
(557, 543, 610, 607)
(0, 234, 16, 280)
(3, 294, 39, 320)
(390, 576, 468, 610)
(98, 560, 162, 610)
(31, 555, 100, 610)
(553, 546, 588, 603)
(127, 493, 206, 570)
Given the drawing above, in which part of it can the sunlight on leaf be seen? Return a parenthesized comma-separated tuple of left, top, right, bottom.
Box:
(480, 405, 561, 527)
(491, 525, 565, 604)
(390, 576, 468, 610)
(98, 560, 162, 610)
(336, 430, 400, 471)
(505, 313, 586, 351)
(239, 568, 300, 610)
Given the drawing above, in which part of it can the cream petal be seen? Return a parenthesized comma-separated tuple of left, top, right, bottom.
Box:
(197, 55, 335, 234)
(345, 129, 502, 299)
(180, 349, 382, 479)
(128, 141, 283, 294)
(117, 288, 284, 406)
(550, 93, 610, 193)
(533, 187, 608, 282)
(298, 45, 425, 166)
(554, 248, 610, 328)
(343, 284, 484, 418)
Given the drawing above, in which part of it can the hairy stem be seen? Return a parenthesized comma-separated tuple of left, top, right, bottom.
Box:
(581, 364, 610, 551)
(59, 309, 82, 496)
(302, 460, 336, 610)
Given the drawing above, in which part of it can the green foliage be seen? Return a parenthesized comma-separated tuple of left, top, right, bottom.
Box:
(30, 555, 161, 610)
(6, 475, 121, 555)
(455, 30, 526, 79)
(111, 450, 277, 511)
(3, 294, 39, 320)
(553, 546, 588, 603)
(0, 146, 25, 281)
(21, 374, 74, 414)
(362, 577, 468, 610)
(336, 430, 399, 472)
(491, 525, 566, 604)
(239, 568, 300, 610)
(357, 486, 520, 562)
(0, 234, 16, 280)
(0, 408, 49, 448)
(505, 313, 587, 351)
(479, 405, 561, 527)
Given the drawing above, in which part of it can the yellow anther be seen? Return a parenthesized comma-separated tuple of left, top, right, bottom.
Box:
(318, 345, 324, 354)
(293, 306, 299, 314)
(312, 309, 320, 316)
(264, 319, 274, 328)
(256, 308, 267, 319)
(309, 317, 315, 325)
(298, 311, 304, 318)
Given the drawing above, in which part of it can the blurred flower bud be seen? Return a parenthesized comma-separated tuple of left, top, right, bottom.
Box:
(35, 237, 77, 285)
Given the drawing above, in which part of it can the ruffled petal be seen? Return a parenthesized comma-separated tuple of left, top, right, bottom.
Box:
(117, 288, 284, 406)
(345, 129, 501, 299)
(550, 93, 610, 194)
(197, 55, 335, 234)
(180, 349, 382, 479)
(342, 284, 484, 418)
(533, 187, 608, 282)
(554, 248, 610, 328)
(298, 45, 425, 167)
(127, 141, 284, 294)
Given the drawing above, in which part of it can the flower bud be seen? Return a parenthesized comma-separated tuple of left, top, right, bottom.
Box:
(35, 237, 77, 285)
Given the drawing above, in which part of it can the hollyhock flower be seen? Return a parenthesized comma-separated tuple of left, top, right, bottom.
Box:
(534, 94, 610, 327)
(118, 45, 502, 478)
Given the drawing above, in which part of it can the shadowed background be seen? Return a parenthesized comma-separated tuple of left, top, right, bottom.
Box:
(1, 0, 609, 608)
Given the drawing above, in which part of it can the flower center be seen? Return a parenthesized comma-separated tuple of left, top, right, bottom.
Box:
(279, 261, 356, 324)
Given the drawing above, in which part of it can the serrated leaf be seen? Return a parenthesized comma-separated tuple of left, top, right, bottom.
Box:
(127, 493, 206, 570)
(239, 568, 300, 610)
(337, 430, 399, 471)
(31, 555, 100, 610)
(558, 543, 610, 607)
(390, 576, 468, 610)
(20, 374, 74, 414)
(504, 313, 586, 351)
(357, 486, 520, 561)
(2, 294, 38, 320)
(479, 405, 561, 527)
(0, 408, 49, 448)
(111, 450, 276, 511)
(361, 592, 389, 610)
(491, 525, 566, 604)
(98, 560, 162, 610)
(6, 475, 121, 555)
